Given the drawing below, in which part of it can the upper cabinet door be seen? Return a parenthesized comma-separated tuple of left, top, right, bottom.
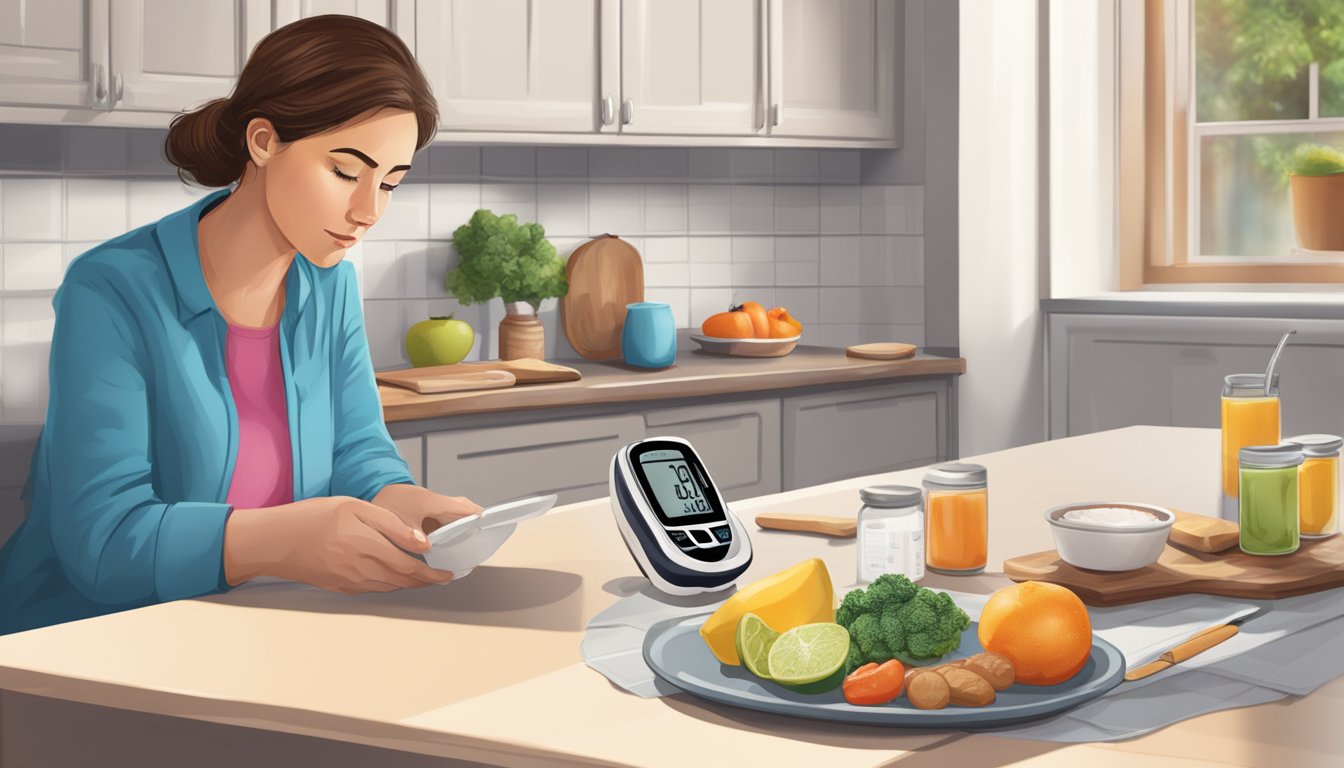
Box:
(619, 0, 762, 136)
(268, 0, 413, 54)
(767, 0, 896, 141)
(0, 0, 105, 108)
(417, 0, 602, 134)
(110, 0, 266, 113)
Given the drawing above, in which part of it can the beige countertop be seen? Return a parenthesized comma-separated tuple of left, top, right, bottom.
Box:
(377, 344, 966, 423)
(0, 426, 1340, 766)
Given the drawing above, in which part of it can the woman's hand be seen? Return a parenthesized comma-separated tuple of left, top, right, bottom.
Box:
(223, 496, 456, 593)
(371, 482, 483, 535)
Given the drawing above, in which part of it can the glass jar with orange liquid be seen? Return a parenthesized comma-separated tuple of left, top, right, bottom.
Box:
(1286, 433, 1340, 539)
(1221, 374, 1280, 522)
(923, 462, 988, 575)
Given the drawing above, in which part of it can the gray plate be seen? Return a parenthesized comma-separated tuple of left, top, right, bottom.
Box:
(643, 613, 1126, 728)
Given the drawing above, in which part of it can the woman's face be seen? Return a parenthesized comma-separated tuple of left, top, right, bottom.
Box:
(257, 108, 419, 268)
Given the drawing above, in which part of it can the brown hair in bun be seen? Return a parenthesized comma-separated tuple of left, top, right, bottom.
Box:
(165, 14, 438, 188)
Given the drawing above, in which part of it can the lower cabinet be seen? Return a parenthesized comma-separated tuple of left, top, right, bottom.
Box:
(412, 378, 955, 507)
(423, 414, 644, 506)
(782, 381, 947, 490)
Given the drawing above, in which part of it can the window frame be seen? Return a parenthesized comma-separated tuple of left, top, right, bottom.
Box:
(1126, 0, 1344, 285)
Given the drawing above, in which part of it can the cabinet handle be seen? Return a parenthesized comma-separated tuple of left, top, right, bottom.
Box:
(113, 73, 124, 105)
(93, 63, 107, 103)
(601, 95, 615, 126)
(771, 104, 781, 127)
(621, 98, 634, 126)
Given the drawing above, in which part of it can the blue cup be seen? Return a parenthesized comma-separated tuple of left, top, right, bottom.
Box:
(622, 302, 676, 368)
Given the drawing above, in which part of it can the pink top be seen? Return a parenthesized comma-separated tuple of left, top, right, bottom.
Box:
(223, 321, 294, 509)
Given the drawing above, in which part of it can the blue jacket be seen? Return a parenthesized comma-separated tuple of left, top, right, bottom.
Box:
(0, 188, 413, 634)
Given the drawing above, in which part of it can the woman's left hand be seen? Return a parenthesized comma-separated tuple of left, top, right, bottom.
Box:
(371, 483, 483, 536)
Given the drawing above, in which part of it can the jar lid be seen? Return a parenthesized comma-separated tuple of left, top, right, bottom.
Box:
(1285, 434, 1343, 457)
(859, 485, 923, 508)
(923, 462, 988, 488)
(1239, 443, 1304, 468)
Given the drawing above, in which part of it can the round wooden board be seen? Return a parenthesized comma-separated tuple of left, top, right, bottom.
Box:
(560, 234, 644, 362)
(846, 342, 917, 360)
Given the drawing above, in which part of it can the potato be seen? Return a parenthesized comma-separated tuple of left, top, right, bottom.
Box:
(936, 665, 996, 707)
(967, 652, 1015, 691)
(904, 669, 950, 710)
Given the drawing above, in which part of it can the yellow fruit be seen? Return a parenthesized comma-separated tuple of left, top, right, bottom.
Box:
(700, 559, 835, 665)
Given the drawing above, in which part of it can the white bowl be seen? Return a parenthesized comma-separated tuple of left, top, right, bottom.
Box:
(422, 494, 557, 578)
(1044, 502, 1175, 572)
(690, 334, 800, 357)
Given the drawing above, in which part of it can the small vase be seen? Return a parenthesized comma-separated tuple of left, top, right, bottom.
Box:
(1290, 174, 1344, 251)
(621, 302, 676, 368)
(499, 304, 544, 360)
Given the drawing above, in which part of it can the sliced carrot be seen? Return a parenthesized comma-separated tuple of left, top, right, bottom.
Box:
(842, 659, 906, 706)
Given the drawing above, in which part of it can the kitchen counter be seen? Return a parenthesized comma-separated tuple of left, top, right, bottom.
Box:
(377, 343, 965, 423)
(1, 426, 1340, 766)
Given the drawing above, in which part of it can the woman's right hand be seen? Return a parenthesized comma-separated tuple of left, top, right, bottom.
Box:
(223, 496, 456, 593)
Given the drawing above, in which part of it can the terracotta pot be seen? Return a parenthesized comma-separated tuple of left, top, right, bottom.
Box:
(498, 313, 544, 360)
(1290, 174, 1344, 251)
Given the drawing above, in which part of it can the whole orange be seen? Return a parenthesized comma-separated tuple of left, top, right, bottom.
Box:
(977, 581, 1092, 686)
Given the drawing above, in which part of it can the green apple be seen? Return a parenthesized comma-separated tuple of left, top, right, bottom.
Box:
(405, 314, 475, 367)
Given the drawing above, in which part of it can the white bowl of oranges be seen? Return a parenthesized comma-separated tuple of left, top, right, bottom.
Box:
(692, 302, 802, 357)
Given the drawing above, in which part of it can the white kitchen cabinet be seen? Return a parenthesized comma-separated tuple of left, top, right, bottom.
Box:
(619, 0, 763, 136)
(766, 0, 897, 140)
(108, 0, 267, 113)
(269, 0, 414, 54)
(0, 0, 103, 108)
(416, 0, 605, 134)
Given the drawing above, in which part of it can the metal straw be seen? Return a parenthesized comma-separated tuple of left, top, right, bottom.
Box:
(1264, 329, 1296, 396)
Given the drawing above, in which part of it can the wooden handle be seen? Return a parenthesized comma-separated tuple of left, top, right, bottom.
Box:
(1123, 624, 1239, 682)
(1168, 624, 1238, 663)
(754, 513, 857, 538)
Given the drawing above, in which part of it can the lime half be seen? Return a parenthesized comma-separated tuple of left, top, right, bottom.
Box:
(766, 623, 850, 685)
(735, 612, 780, 680)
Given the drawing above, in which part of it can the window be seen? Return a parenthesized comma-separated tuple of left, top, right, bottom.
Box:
(1126, 0, 1344, 284)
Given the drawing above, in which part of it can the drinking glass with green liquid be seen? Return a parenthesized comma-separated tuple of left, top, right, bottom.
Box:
(1238, 444, 1302, 556)
(1221, 374, 1280, 521)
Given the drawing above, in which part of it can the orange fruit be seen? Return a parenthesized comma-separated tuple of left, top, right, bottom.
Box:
(738, 301, 770, 338)
(977, 581, 1092, 686)
(767, 317, 797, 338)
(768, 306, 803, 333)
(701, 309, 754, 339)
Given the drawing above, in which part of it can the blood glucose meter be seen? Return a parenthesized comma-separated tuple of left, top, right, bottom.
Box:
(610, 436, 753, 596)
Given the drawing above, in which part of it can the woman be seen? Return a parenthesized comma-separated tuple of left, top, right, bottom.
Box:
(0, 15, 480, 635)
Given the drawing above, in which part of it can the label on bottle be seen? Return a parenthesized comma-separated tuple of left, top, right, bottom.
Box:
(858, 514, 924, 583)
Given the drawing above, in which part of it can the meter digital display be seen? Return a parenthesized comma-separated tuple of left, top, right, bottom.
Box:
(631, 444, 726, 528)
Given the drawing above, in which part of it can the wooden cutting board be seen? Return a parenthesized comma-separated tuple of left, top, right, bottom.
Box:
(376, 359, 581, 394)
(846, 343, 917, 360)
(560, 234, 644, 362)
(1004, 534, 1344, 606)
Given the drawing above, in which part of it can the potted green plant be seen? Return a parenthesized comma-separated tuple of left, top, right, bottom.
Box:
(1286, 143, 1344, 251)
(445, 209, 568, 360)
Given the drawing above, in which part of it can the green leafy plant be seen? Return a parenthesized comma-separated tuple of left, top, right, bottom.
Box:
(445, 209, 568, 313)
(1285, 143, 1344, 177)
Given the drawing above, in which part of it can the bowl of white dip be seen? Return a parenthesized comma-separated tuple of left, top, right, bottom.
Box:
(1043, 502, 1175, 571)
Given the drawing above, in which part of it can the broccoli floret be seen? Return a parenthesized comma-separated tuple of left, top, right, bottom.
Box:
(835, 587, 868, 627)
(835, 574, 971, 673)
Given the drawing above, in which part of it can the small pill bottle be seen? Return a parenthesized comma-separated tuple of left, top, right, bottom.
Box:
(1238, 443, 1302, 556)
(856, 485, 925, 585)
(923, 462, 989, 575)
(1285, 434, 1341, 539)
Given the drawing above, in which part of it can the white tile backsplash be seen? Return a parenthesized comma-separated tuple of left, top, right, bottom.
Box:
(3, 178, 63, 241)
(0, 141, 926, 421)
(2, 244, 64, 291)
(65, 178, 127, 240)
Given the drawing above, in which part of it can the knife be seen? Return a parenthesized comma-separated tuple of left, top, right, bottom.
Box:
(1123, 609, 1260, 681)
